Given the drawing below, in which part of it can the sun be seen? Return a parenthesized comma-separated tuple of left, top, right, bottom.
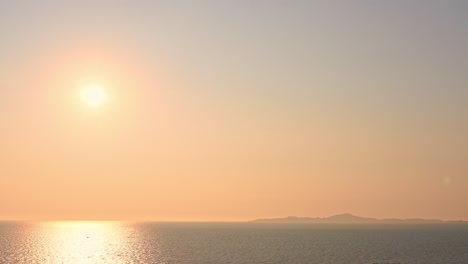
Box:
(81, 85, 106, 106)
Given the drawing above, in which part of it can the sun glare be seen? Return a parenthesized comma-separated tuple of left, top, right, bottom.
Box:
(81, 85, 106, 106)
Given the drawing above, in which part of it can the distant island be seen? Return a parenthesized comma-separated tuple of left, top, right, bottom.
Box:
(250, 213, 468, 224)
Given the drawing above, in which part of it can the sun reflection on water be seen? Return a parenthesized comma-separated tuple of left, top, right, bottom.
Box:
(38, 221, 130, 264)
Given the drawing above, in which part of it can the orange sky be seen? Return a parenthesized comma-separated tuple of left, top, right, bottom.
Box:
(1, 1, 467, 221)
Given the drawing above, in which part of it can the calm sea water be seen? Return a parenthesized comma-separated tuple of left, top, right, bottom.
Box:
(0, 222, 467, 264)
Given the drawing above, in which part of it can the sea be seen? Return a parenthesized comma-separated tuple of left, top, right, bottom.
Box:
(0, 221, 467, 264)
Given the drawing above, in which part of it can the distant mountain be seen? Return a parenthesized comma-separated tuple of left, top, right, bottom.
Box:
(250, 213, 466, 224)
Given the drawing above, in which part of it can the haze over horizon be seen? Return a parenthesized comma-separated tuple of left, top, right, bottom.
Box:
(1, 0, 467, 222)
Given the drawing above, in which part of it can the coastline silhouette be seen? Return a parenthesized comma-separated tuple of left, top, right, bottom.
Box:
(250, 213, 468, 224)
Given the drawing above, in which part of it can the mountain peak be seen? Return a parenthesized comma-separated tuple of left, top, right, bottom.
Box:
(329, 213, 355, 218)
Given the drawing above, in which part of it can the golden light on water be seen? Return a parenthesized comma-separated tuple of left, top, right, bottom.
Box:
(81, 85, 106, 106)
(40, 221, 130, 264)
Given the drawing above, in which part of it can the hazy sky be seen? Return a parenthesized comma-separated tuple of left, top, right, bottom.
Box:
(1, 0, 467, 221)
